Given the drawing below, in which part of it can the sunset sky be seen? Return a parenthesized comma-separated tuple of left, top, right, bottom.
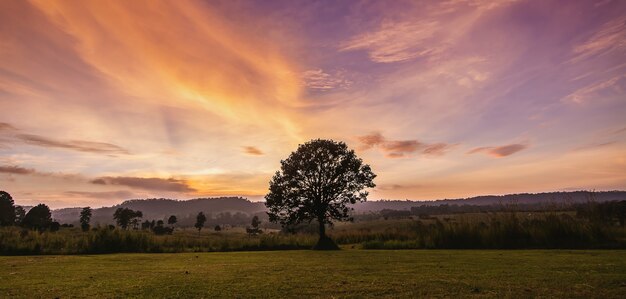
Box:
(1, 0, 625, 208)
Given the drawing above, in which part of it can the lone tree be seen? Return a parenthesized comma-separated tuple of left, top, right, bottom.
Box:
(265, 139, 376, 250)
(251, 215, 261, 230)
(0, 191, 15, 226)
(167, 215, 177, 227)
(195, 212, 207, 232)
(22, 203, 52, 231)
(79, 207, 92, 232)
(113, 208, 143, 230)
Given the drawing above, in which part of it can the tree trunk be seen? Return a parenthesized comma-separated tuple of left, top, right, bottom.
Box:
(313, 215, 339, 250)
(318, 216, 326, 239)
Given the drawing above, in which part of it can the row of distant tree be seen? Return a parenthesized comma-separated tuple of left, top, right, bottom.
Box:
(1, 190, 263, 235)
(0, 191, 62, 231)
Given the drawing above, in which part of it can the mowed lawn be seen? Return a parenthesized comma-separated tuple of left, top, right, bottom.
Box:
(1, 250, 625, 298)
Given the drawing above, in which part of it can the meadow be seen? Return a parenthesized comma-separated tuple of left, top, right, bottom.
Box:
(2, 209, 624, 254)
(1, 250, 625, 298)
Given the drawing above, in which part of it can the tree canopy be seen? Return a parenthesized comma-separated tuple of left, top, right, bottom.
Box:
(195, 212, 207, 232)
(22, 203, 52, 231)
(113, 208, 143, 230)
(80, 207, 92, 232)
(265, 139, 376, 249)
(167, 215, 177, 226)
(0, 191, 16, 226)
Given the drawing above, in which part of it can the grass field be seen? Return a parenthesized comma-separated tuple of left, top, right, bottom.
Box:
(1, 250, 625, 298)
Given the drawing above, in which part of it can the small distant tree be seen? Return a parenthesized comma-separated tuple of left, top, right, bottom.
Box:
(21, 204, 52, 231)
(251, 216, 261, 230)
(14, 206, 26, 226)
(49, 221, 61, 232)
(265, 139, 376, 250)
(214, 225, 221, 231)
(195, 212, 207, 232)
(141, 220, 151, 230)
(247, 215, 262, 235)
(113, 208, 143, 230)
(79, 207, 92, 232)
(167, 215, 177, 227)
(0, 191, 16, 226)
(151, 219, 173, 235)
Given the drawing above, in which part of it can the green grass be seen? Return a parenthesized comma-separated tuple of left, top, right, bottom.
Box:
(1, 250, 625, 298)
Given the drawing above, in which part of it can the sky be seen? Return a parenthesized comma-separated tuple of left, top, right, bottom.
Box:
(0, 0, 625, 208)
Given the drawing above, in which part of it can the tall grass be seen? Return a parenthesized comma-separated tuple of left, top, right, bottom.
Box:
(359, 212, 626, 249)
(1, 210, 624, 254)
(0, 227, 316, 255)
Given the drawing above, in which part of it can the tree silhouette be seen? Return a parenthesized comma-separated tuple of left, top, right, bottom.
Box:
(265, 139, 376, 250)
(251, 215, 261, 230)
(22, 203, 52, 231)
(14, 206, 26, 225)
(113, 208, 143, 230)
(80, 207, 92, 232)
(167, 215, 177, 227)
(195, 212, 207, 232)
(247, 215, 262, 235)
(0, 191, 15, 226)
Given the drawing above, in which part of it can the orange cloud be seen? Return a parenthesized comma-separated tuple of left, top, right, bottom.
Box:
(27, 0, 304, 137)
(357, 132, 454, 158)
(243, 146, 264, 156)
(467, 143, 529, 158)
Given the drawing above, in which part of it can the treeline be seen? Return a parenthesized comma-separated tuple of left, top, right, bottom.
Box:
(370, 200, 626, 222)
(2, 189, 625, 254)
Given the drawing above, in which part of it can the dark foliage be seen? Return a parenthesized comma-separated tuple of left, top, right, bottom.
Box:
(195, 212, 207, 232)
(21, 204, 52, 231)
(167, 215, 177, 226)
(0, 191, 16, 226)
(265, 139, 375, 249)
(80, 207, 92, 232)
(113, 208, 143, 230)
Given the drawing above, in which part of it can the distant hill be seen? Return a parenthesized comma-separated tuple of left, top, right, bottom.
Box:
(352, 191, 626, 213)
(51, 191, 626, 225)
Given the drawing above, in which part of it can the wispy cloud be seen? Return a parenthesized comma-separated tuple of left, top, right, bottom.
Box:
(563, 75, 624, 104)
(242, 146, 264, 156)
(17, 134, 130, 155)
(90, 176, 196, 192)
(340, 20, 443, 63)
(302, 69, 352, 91)
(467, 143, 529, 158)
(571, 16, 626, 63)
(340, 0, 518, 63)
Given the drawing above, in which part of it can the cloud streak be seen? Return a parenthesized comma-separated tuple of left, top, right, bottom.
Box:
(90, 176, 197, 192)
(242, 146, 264, 156)
(17, 134, 130, 155)
(357, 132, 455, 158)
(0, 165, 36, 175)
(467, 143, 529, 158)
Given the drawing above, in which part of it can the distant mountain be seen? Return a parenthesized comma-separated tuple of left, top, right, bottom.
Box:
(352, 191, 626, 213)
(51, 191, 626, 225)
